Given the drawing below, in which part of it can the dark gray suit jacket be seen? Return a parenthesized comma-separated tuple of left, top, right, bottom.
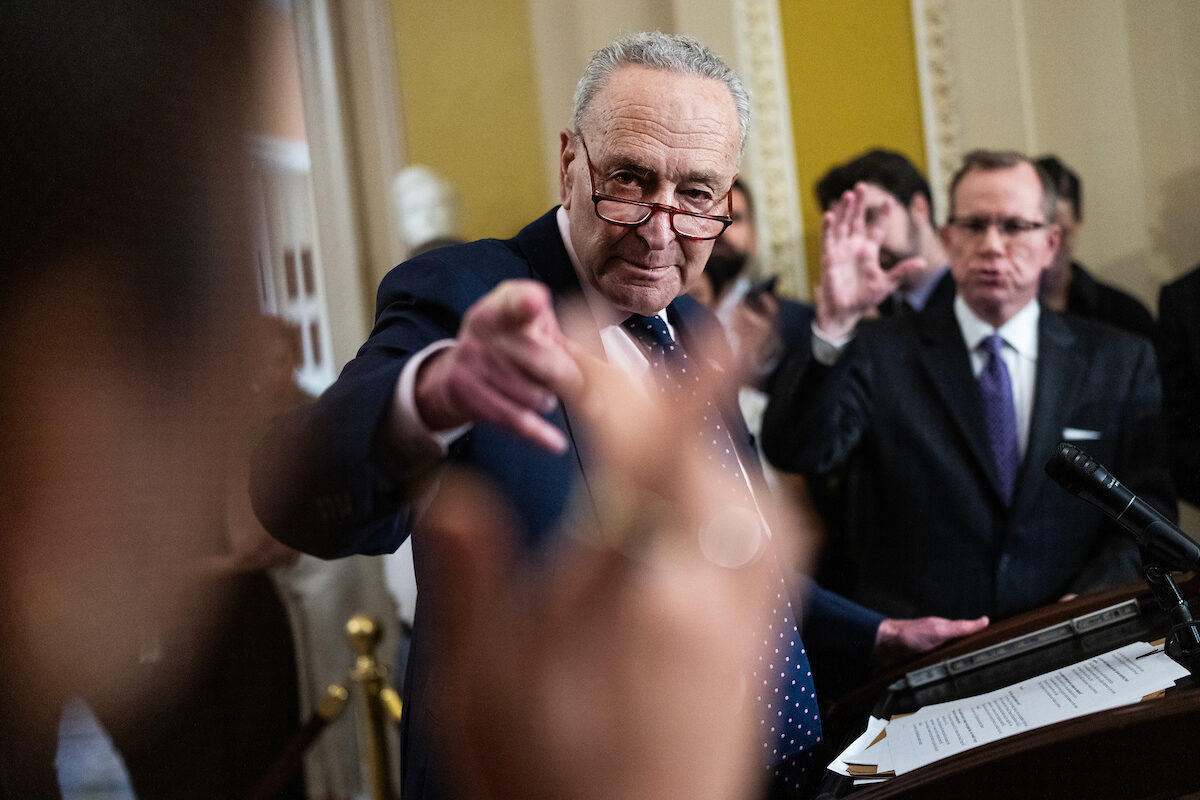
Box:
(762, 305, 1176, 622)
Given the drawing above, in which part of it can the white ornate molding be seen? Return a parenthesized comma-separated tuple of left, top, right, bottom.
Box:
(291, 0, 406, 363)
(732, 0, 807, 297)
(291, 0, 369, 366)
(912, 0, 963, 221)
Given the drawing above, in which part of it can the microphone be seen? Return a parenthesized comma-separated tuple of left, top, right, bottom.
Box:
(1044, 442, 1200, 572)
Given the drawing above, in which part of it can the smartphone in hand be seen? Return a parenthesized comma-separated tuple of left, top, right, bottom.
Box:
(742, 274, 778, 313)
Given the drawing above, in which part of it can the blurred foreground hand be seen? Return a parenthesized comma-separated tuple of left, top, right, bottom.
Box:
(421, 329, 788, 800)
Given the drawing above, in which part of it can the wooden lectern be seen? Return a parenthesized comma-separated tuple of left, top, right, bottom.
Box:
(817, 573, 1200, 799)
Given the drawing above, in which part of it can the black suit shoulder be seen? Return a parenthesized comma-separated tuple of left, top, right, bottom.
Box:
(1159, 263, 1200, 312)
(1156, 264, 1200, 506)
(373, 211, 570, 318)
(776, 296, 815, 347)
(1040, 309, 1164, 416)
(1066, 261, 1156, 341)
(1050, 304, 1159, 367)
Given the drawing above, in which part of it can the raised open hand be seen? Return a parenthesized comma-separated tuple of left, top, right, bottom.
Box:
(816, 183, 925, 339)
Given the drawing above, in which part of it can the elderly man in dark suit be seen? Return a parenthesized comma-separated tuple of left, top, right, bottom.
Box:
(763, 150, 1176, 623)
(252, 33, 986, 800)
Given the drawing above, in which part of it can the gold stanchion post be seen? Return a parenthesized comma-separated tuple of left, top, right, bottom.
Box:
(346, 614, 402, 800)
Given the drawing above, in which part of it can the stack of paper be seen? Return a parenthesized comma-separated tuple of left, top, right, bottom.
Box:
(829, 640, 1190, 783)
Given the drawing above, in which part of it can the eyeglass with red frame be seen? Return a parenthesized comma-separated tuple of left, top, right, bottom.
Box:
(577, 135, 733, 241)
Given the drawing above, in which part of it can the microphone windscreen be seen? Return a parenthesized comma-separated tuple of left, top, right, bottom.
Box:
(1044, 441, 1096, 495)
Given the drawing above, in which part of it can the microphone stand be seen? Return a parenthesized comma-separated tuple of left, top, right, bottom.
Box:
(1043, 442, 1200, 672)
(1142, 560, 1200, 673)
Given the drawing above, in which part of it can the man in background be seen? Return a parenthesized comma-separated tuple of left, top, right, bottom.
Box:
(691, 179, 815, 394)
(806, 150, 956, 555)
(764, 150, 1175, 623)
(815, 149, 955, 316)
(1036, 155, 1156, 340)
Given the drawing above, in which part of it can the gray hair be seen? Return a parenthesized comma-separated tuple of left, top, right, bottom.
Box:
(571, 31, 750, 156)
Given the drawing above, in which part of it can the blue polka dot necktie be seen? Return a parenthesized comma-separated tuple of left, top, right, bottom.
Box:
(622, 314, 822, 787)
(978, 334, 1020, 504)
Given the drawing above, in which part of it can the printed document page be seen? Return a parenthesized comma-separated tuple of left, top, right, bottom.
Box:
(829, 641, 1189, 779)
(887, 641, 1187, 774)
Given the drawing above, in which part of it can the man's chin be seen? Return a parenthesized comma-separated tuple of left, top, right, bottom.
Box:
(600, 278, 681, 316)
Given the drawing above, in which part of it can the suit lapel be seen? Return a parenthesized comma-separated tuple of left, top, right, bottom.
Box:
(511, 209, 604, 517)
(912, 311, 1003, 495)
(514, 208, 606, 359)
(1011, 312, 1082, 511)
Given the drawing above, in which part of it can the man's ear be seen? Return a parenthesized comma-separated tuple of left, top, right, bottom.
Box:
(559, 130, 577, 209)
(1043, 223, 1063, 268)
(908, 192, 931, 226)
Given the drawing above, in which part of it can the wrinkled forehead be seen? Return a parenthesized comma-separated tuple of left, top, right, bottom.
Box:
(952, 163, 1046, 216)
(580, 66, 741, 177)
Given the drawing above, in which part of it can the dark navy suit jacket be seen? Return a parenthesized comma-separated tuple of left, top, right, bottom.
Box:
(252, 209, 882, 800)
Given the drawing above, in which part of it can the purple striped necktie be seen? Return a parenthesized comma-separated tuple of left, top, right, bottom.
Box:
(978, 333, 1020, 503)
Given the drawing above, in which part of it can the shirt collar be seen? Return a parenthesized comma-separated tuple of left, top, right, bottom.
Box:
(954, 295, 1040, 358)
(903, 265, 950, 310)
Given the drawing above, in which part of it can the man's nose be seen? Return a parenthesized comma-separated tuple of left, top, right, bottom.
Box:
(637, 205, 676, 248)
(980, 221, 1007, 252)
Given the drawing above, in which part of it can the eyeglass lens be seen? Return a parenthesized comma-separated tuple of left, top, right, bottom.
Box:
(951, 216, 1046, 236)
(594, 198, 728, 238)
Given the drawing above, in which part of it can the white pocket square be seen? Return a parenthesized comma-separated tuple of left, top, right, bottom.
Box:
(1062, 427, 1102, 440)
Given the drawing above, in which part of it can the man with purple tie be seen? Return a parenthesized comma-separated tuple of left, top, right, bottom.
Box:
(764, 150, 1175, 624)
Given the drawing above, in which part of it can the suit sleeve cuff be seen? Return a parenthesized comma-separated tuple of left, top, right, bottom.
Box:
(811, 321, 854, 366)
(391, 339, 472, 458)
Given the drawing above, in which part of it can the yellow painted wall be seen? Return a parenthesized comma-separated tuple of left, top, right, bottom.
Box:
(779, 1, 927, 289)
(391, 0, 548, 240)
